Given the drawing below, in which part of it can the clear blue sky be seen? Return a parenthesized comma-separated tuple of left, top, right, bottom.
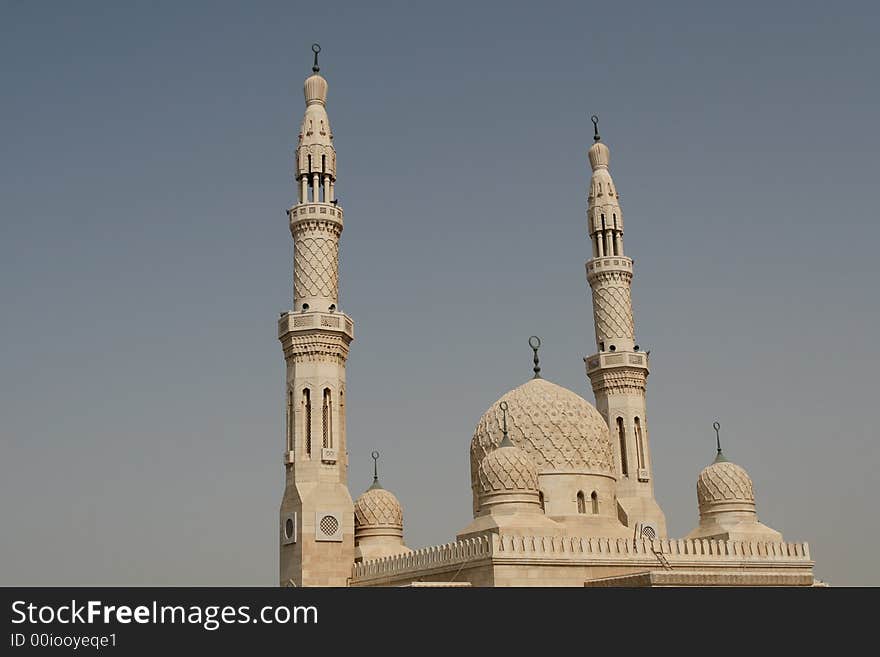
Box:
(2, 1, 878, 585)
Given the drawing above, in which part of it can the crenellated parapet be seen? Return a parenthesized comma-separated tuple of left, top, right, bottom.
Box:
(350, 532, 814, 586)
(351, 536, 494, 583)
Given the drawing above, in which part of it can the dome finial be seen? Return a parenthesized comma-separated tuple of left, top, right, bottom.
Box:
(713, 421, 728, 463)
(529, 336, 542, 379)
(498, 401, 513, 447)
(591, 114, 600, 142)
(369, 450, 383, 489)
(311, 43, 321, 73)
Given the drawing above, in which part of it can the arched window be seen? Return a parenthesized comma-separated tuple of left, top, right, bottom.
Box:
(591, 491, 599, 514)
(303, 388, 311, 457)
(339, 389, 344, 448)
(577, 491, 586, 514)
(617, 417, 628, 476)
(286, 390, 293, 452)
(322, 388, 331, 448)
(635, 417, 645, 469)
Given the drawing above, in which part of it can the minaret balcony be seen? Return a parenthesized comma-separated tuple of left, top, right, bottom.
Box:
(277, 310, 354, 341)
(585, 350, 649, 375)
(288, 202, 344, 225)
(586, 255, 632, 275)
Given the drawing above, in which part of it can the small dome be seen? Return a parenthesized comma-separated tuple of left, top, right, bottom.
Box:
(697, 460, 755, 512)
(304, 73, 328, 105)
(478, 445, 539, 495)
(470, 378, 615, 490)
(354, 487, 403, 529)
(589, 141, 610, 170)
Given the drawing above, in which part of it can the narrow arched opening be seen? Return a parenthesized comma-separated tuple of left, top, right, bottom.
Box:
(617, 417, 628, 476)
(303, 388, 312, 457)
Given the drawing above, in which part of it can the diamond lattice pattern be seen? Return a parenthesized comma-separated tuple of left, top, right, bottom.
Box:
(593, 285, 634, 341)
(294, 235, 338, 300)
(354, 488, 403, 528)
(478, 446, 539, 493)
(470, 379, 616, 488)
(697, 462, 755, 507)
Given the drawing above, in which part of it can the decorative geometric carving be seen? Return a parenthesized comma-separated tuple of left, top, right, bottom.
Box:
(470, 379, 615, 491)
(314, 511, 343, 542)
(294, 233, 339, 301)
(589, 367, 647, 397)
(354, 488, 404, 529)
(281, 331, 350, 364)
(477, 446, 540, 495)
(320, 515, 339, 535)
(697, 461, 755, 511)
(592, 283, 634, 342)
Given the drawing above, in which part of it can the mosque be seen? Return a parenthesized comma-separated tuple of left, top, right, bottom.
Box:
(276, 45, 817, 587)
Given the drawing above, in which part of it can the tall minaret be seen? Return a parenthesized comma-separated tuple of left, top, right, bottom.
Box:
(278, 45, 355, 586)
(583, 116, 667, 536)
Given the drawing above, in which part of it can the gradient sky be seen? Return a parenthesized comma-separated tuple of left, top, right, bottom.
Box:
(2, 1, 878, 586)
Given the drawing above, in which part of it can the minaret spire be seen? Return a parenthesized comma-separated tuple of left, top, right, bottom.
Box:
(583, 116, 666, 537)
(278, 44, 355, 587)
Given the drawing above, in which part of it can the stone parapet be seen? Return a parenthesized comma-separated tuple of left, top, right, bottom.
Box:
(352, 536, 493, 584)
(350, 533, 813, 586)
(586, 255, 632, 279)
(278, 311, 354, 341)
(585, 352, 648, 374)
(288, 202, 344, 225)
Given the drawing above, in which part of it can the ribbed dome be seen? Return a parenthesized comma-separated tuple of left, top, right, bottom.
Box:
(477, 445, 540, 495)
(303, 73, 328, 105)
(470, 378, 615, 489)
(589, 141, 610, 170)
(696, 460, 755, 512)
(354, 487, 403, 529)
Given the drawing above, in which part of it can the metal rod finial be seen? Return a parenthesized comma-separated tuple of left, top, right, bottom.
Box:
(591, 114, 600, 142)
(498, 401, 512, 447)
(311, 43, 321, 73)
(529, 336, 542, 379)
(712, 421, 728, 462)
(370, 450, 380, 486)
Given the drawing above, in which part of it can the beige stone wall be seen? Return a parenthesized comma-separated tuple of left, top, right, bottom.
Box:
(280, 477, 354, 587)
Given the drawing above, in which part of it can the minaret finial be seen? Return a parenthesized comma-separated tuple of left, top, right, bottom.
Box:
(712, 421, 728, 463)
(529, 336, 542, 379)
(498, 401, 513, 447)
(591, 114, 600, 142)
(311, 43, 321, 73)
(369, 450, 383, 489)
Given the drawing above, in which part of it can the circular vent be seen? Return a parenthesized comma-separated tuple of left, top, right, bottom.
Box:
(319, 514, 339, 536)
(285, 518, 294, 540)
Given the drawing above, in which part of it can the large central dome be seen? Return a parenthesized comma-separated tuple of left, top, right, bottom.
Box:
(470, 378, 615, 488)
